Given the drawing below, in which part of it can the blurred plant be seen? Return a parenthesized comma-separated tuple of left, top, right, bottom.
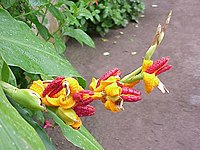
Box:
(77, 0, 145, 36)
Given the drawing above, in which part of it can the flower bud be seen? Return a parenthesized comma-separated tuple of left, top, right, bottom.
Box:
(0, 81, 46, 111)
(74, 105, 95, 117)
(56, 107, 81, 128)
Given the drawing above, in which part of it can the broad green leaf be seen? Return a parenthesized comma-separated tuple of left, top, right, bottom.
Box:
(8, 66, 17, 86)
(0, 87, 45, 150)
(63, 28, 95, 48)
(53, 33, 66, 54)
(0, 9, 86, 87)
(0, 57, 10, 82)
(48, 4, 65, 23)
(28, 15, 51, 41)
(0, 57, 17, 86)
(47, 109, 104, 150)
(9, 98, 56, 150)
(29, 0, 48, 6)
(0, 0, 16, 8)
(33, 110, 45, 124)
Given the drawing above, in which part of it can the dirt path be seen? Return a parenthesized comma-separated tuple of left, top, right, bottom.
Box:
(53, 0, 200, 149)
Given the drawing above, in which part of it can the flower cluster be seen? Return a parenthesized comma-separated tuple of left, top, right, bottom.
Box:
(89, 68, 142, 112)
(29, 68, 143, 128)
(30, 77, 96, 129)
(29, 11, 173, 130)
(142, 57, 172, 94)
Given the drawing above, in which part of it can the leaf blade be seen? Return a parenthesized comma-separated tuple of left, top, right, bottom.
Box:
(0, 8, 85, 86)
(47, 108, 104, 150)
(64, 28, 95, 48)
(0, 86, 46, 150)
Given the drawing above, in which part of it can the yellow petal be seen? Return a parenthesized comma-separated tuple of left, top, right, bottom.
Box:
(60, 95, 76, 109)
(106, 95, 119, 102)
(104, 100, 120, 112)
(142, 59, 153, 72)
(51, 88, 66, 98)
(95, 76, 120, 92)
(89, 77, 98, 91)
(46, 95, 64, 106)
(91, 92, 103, 100)
(29, 80, 44, 96)
(105, 82, 122, 97)
(71, 116, 82, 130)
(64, 77, 83, 95)
(143, 72, 159, 94)
(41, 97, 54, 106)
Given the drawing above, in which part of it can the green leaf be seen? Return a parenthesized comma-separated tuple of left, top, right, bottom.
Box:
(0, 57, 10, 82)
(48, 4, 65, 23)
(9, 98, 56, 150)
(33, 110, 45, 124)
(0, 86, 46, 149)
(65, 10, 80, 26)
(77, 8, 93, 21)
(47, 109, 104, 150)
(0, 8, 86, 87)
(8, 66, 17, 86)
(0, 57, 17, 86)
(63, 28, 95, 48)
(29, 0, 48, 6)
(0, 0, 16, 8)
(28, 15, 51, 41)
(53, 33, 66, 54)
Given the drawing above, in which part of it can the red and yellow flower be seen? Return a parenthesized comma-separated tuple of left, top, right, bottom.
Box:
(30, 77, 95, 129)
(89, 68, 142, 112)
(142, 57, 172, 94)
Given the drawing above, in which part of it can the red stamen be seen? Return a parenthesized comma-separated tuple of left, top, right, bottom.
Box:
(74, 105, 95, 117)
(73, 90, 94, 102)
(155, 65, 172, 76)
(121, 87, 141, 96)
(96, 68, 121, 87)
(43, 120, 54, 129)
(75, 97, 94, 106)
(146, 57, 170, 74)
(120, 95, 142, 102)
(48, 84, 63, 97)
(42, 76, 65, 97)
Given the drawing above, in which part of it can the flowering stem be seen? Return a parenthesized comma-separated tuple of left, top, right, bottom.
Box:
(120, 66, 142, 83)
(123, 73, 143, 83)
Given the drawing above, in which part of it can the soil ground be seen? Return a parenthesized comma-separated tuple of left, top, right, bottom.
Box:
(49, 0, 200, 149)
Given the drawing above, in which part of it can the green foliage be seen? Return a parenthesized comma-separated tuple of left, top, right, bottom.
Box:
(0, 82, 46, 150)
(9, 98, 56, 150)
(77, 0, 145, 36)
(0, 7, 101, 150)
(1, 0, 95, 54)
(48, 108, 104, 150)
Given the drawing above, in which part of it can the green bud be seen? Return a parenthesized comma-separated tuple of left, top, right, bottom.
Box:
(56, 107, 78, 125)
(145, 44, 157, 60)
(0, 81, 46, 111)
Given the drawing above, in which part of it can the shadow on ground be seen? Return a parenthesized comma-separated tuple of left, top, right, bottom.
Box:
(49, 0, 200, 149)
